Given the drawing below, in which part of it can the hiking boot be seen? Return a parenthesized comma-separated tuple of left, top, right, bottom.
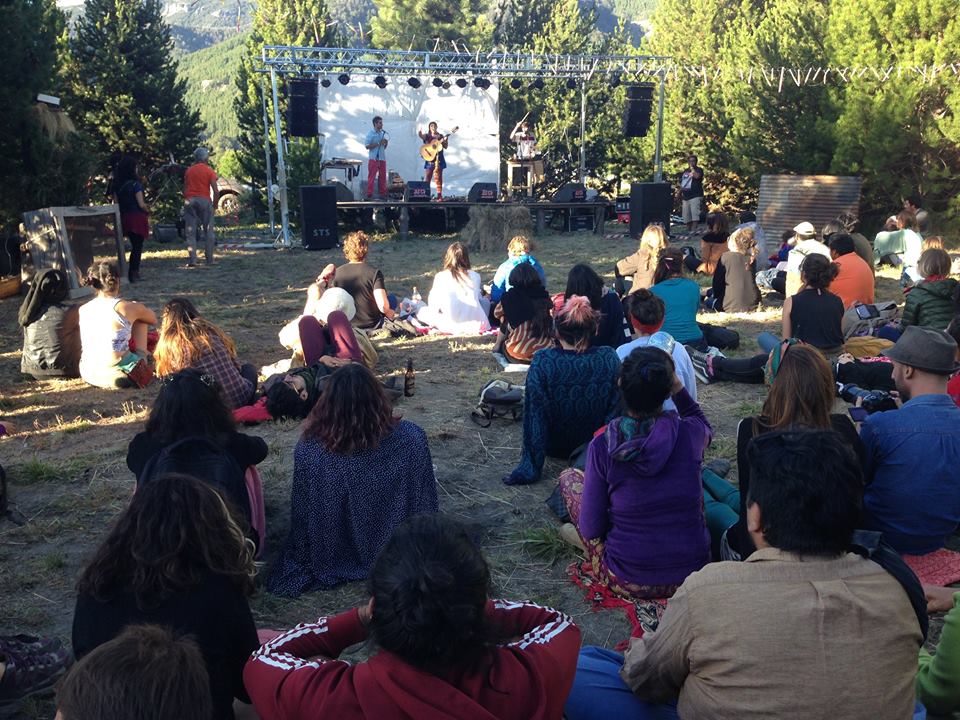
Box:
(0, 638, 72, 712)
(685, 345, 713, 384)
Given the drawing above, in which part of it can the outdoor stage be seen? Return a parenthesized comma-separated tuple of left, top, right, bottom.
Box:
(336, 199, 610, 241)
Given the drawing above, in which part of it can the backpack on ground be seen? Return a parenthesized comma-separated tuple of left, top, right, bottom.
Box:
(470, 379, 524, 428)
(842, 301, 900, 340)
(138, 436, 252, 528)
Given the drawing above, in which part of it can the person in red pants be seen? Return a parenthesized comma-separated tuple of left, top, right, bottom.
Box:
(364, 116, 388, 200)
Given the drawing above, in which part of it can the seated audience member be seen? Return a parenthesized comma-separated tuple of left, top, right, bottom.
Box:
(828, 233, 875, 309)
(154, 298, 257, 409)
(651, 249, 709, 350)
(904, 194, 930, 235)
(246, 514, 581, 720)
(262, 364, 330, 420)
(314, 231, 394, 329)
(619, 289, 697, 410)
(267, 364, 437, 596)
(780, 254, 845, 354)
(490, 234, 546, 305)
(417, 241, 491, 334)
(290, 287, 375, 368)
(126, 368, 268, 528)
(562, 264, 629, 348)
(59, 625, 211, 720)
(696, 211, 729, 275)
(705, 226, 761, 313)
(874, 210, 923, 285)
(783, 221, 831, 298)
(615, 223, 668, 295)
(701, 342, 863, 560)
(559, 347, 711, 598)
(492, 262, 555, 363)
(505, 296, 620, 485)
(565, 430, 923, 720)
(826, 216, 875, 274)
(902, 248, 957, 330)
(71, 474, 259, 720)
(917, 585, 960, 715)
(78, 261, 157, 389)
(861, 326, 960, 554)
(18, 268, 80, 379)
(734, 210, 767, 261)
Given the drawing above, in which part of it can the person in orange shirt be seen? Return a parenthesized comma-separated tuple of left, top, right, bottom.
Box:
(828, 233, 875, 309)
(182, 147, 219, 266)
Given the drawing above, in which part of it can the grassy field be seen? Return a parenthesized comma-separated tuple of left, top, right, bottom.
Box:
(0, 224, 925, 715)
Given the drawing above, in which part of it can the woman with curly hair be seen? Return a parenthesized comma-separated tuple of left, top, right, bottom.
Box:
(71, 473, 260, 720)
(780, 253, 844, 353)
(246, 514, 581, 720)
(505, 295, 621, 485)
(315, 231, 395, 329)
(267, 363, 438, 597)
(154, 298, 257, 408)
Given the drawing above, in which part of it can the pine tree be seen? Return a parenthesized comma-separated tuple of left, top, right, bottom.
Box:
(491, 0, 553, 48)
(371, 0, 493, 51)
(0, 0, 92, 231)
(65, 0, 202, 173)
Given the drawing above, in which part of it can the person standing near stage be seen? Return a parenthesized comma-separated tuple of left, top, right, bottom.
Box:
(419, 121, 448, 200)
(183, 147, 219, 267)
(678, 154, 705, 234)
(364, 116, 388, 200)
(511, 117, 537, 160)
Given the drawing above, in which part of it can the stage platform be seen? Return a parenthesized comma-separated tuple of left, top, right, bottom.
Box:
(336, 200, 609, 241)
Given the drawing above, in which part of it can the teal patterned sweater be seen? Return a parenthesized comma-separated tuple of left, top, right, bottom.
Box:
(505, 346, 621, 485)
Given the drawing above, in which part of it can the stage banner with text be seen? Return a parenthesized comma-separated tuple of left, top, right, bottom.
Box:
(316, 80, 500, 198)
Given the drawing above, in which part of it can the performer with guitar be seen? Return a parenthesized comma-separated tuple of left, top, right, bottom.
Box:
(418, 122, 457, 201)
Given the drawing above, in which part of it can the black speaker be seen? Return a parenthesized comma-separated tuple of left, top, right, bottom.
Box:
(629, 182, 672, 238)
(623, 83, 655, 138)
(300, 185, 338, 249)
(404, 181, 431, 202)
(287, 78, 319, 137)
(324, 180, 354, 202)
(553, 183, 586, 203)
(467, 182, 498, 203)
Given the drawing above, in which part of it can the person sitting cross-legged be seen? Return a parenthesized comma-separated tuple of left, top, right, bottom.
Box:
(565, 430, 924, 720)
(245, 514, 582, 720)
(861, 326, 960, 554)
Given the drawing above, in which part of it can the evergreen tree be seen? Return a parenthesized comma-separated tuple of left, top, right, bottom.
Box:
(0, 0, 92, 231)
(371, 0, 492, 50)
(491, 0, 553, 48)
(65, 0, 202, 173)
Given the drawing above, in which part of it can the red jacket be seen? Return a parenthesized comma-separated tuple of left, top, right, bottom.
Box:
(243, 600, 581, 720)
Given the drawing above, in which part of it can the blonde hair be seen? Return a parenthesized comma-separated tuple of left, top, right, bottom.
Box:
(730, 226, 757, 257)
(507, 235, 531, 257)
(923, 236, 945, 251)
(640, 224, 668, 271)
(343, 231, 369, 262)
(918, 248, 951, 277)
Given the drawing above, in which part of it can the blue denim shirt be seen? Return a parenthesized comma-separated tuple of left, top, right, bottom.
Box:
(861, 393, 960, 554)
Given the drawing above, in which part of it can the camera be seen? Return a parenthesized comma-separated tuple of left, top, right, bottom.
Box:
(836, 383, 898, 414)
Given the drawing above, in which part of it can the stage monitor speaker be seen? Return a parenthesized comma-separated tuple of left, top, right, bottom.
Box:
(629, 182, 672, 238)
(468, 182, 498, 203)
(324, 179, 354, 202)
(300, 185, 338, 249)
(287, 78, 319, 137)
(553, 183, 586, 203)
(404, 181, 431, 202)
(623, 83, 655, 138)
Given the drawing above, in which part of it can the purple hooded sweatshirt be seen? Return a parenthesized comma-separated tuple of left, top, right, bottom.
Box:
(579, 388, 712, 587)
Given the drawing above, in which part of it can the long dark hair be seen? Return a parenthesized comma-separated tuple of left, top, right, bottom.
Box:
(653, 248, 686, 285)
(301, 364, 399, 454)
(77, 474, 255, 608)
(755, 344, 833, 433)
(507, 262, 553, 339)
(368, 514, 493, 675)
(442, 242, 471, 284)
(114, 155, 139, 186)
(84, 261, 120, 295)
(144, 368, 235, 446)
(155, 298, 239, 377)
(564, 264, 603, 309)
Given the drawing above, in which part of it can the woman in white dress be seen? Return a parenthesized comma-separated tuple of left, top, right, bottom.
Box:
(417, 242, 491, 335)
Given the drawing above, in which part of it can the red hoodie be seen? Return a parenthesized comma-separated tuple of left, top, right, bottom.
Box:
(243, 600, 581, 720)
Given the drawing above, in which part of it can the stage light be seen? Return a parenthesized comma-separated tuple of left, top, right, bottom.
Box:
(510, 78, 522, 90)
(473, 77, 491, 90)
(442, 81, 451, 89)
(566, 78, 578, 90)
(374, 75, 387, 88)
(407, 77, 422, 88)
(320, 77, 331, 88)
(432, 77, 444, 87)
(530, 77, 544, 90)
(337, 73, 350, 85)
(456, 78, 468, 88)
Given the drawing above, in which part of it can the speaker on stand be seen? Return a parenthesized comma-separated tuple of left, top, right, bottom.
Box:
(287, 78, 319, 138)
(623, 84, 655, 138)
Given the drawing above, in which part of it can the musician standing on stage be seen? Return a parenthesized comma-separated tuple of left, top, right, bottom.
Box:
(510, 119, 536, 160)
(364, 116, 388, 200)
(418, 121, 448, 200)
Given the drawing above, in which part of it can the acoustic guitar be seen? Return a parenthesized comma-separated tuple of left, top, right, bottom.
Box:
(420, 127, 458, 162)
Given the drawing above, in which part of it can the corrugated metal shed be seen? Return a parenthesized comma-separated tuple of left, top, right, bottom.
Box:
(757, 175, 862, 245)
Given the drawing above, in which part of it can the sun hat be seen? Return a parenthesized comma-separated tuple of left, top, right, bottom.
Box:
(314, 287, 356, 323)
(881, 326, 960, 375)
(792, 221, 817, 239)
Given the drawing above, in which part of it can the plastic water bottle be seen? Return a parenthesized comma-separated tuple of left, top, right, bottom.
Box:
(411, 286, 422, 305)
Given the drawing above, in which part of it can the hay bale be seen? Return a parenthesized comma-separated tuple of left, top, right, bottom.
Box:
(460, 205, 534, 253)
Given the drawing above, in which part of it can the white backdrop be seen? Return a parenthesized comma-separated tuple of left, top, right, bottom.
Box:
(316, 80, 500, 198)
